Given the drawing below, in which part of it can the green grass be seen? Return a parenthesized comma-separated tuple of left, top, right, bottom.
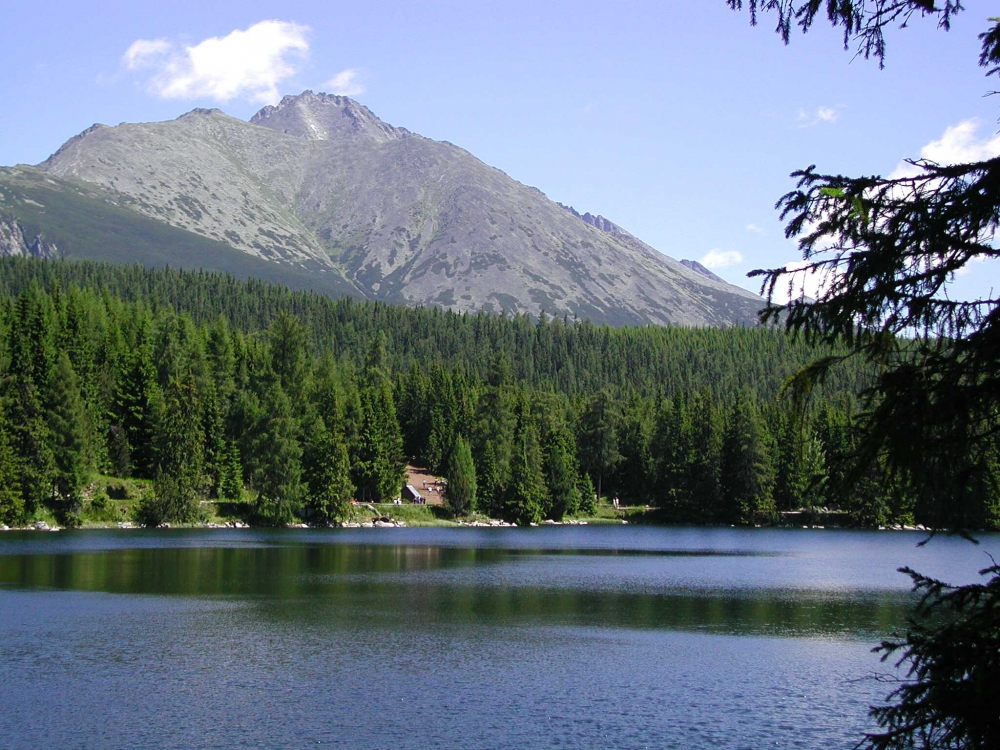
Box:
(367, 503, 458, 526)
(79, 475, 152, 526)
(59, 476, 632, 529)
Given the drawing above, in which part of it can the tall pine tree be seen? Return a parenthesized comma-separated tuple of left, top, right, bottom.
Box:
(46, 352, 92, 523)
(445, 434, 477, 516)
(721, 398, 777, 525)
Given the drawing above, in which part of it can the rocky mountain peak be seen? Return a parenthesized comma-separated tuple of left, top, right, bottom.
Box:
(680, 259, 726, 284)
(39, 123, 108, 169)
(249, 90, 405, 143)
(29, 95, 764, 327)
(178, 107, 225, 119)
(558, 203, 634, 240)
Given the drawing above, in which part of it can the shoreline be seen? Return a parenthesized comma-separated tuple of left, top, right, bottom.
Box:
(0, 517, 947, 533)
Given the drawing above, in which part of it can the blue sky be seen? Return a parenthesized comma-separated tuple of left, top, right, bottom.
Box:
(2, 1, 998, 298)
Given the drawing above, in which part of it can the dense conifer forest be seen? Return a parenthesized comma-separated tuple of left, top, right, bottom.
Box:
(1, 256, 986, 529)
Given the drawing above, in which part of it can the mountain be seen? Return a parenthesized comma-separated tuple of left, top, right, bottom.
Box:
(0, 167, 363, 299)
(680, 259, 728, 284)
(3, 91, 762, 326)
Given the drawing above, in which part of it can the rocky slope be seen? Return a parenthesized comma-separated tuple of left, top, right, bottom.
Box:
(32, 91, 761, 326)
(0, 167, 362, 298)
(0, 215, 59, 259)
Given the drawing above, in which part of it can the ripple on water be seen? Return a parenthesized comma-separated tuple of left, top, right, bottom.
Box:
(1, 527, 997, 749)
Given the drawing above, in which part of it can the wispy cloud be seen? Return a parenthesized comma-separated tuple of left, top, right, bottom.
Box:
(123, 39, 172, 69)
(797, 105, 840, 127)
(701, 249, 743, 269)
(745, 223, 765, 234)
(889, 119, 1000, 179)
(323, 68, 364, 97)
(123, 20, 309, 104)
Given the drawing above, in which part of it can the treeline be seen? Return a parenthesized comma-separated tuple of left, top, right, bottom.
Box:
(0, 257, 869, 401)
(0, 258, 974, 529)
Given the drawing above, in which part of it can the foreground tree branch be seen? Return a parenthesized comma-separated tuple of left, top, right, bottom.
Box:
(730, 3, 1000, 748)
(860, 564, 1000, 750)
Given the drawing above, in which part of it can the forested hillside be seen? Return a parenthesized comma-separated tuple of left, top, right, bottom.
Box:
(0, 257, 966, 529)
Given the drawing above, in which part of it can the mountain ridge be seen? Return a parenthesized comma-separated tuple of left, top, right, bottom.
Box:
(5, 91, 762, 327)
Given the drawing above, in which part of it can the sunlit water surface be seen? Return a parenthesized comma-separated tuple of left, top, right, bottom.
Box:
(1, 526, 996, 750)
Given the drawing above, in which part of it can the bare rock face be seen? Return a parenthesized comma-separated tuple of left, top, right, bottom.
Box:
(36, 91, 763, 327)
(559, 203, 633, 239)
(681, 259, 728, 285)
(250, 91, 405, 143)
(0, 216, 59, 259)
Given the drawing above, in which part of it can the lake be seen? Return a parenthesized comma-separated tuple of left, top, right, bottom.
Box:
(1, 526, 997, 749)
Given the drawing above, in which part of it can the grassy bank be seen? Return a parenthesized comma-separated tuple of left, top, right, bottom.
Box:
(9, 475, 659, 530)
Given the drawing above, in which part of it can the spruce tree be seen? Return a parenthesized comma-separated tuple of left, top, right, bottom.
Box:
(151, 372, 205, 522)
(111, 336, 158, 478)
(651, 393, 690, 518)
(577, 388, 622, 503)
(304, 425, 354, 524)
(774, 413, 827, 512)
(685, 390, 723, 522)
(205, 316, 236, 403)
(217, 441, 244, 501)
(352, 378, 405, 503)
(397, 362, 429, 459)
(504, 425, 547, 525)
(5, 376, 54, 519)
(200, 383, 228, 498)
(4, 286, 57, 517)
(471, 369, 517, 516)
(444, 434, 476, 516)
(730, 7, 1000, 747)
(424, 403, 449, 473)
(268, 312, 311, 406)
(720, 399, 777, 525)
(303, 374, 354, 523)
(540, 419, 581, 520)
(577, 472, 597, 517)
(251, 379, 303, 524)
(14, 286, 57, 404)
(612, 400, 654, 505)
(424, 365, 458, 473)
(0, 408, 23, 525)
(46, 352, 92, 523)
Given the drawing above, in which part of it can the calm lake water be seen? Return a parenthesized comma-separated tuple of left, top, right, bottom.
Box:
(1, 526, 997, 750)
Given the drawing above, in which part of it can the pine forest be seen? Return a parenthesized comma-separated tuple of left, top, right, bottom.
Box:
(1, 256, 994, 530)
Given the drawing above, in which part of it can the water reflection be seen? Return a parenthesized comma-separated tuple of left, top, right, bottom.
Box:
(5, 528, 986, 750)
(0, 542, 911, 639)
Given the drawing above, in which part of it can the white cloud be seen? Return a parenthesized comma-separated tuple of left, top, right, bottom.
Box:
(122, 20, 309, 104)
(770, 121, 1000, 308)
(123, 39, 172, 70)
(745, 223, 764, 234)
(797, 105, 840, 127)
(889, 119, 1000, 179)
(701, 249, 743, 269)
(769, 260, 840, 304)
(324, 68, 364, 97)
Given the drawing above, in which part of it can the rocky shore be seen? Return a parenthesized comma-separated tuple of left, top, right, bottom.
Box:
(0, 516, 943, 532)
